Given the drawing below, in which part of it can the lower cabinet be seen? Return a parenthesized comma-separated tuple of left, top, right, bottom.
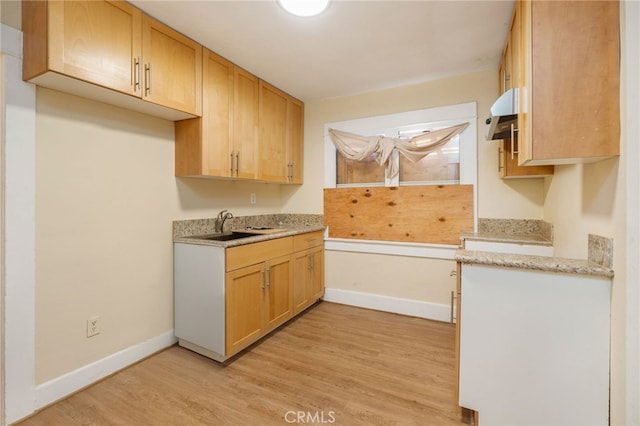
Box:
(456, 262, 611, 425)
(292, 232, 325, 314)
(225, 254, 293, 355)
(175, 231, 324, 362)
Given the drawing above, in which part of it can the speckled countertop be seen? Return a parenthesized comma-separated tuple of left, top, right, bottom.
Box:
(460, 218, 553, 246)
(173, 214, 325, 248)
(456, 218, 614, 278)
(455, 249, 614, 278)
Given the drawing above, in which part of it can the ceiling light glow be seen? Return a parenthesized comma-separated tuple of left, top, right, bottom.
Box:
(277, 0, 330, 17)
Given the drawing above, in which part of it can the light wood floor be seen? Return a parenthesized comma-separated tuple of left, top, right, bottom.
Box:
(19, 302, 465, 426)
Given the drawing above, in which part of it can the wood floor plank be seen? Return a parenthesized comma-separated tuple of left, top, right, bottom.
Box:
(19, 302, 465, 425)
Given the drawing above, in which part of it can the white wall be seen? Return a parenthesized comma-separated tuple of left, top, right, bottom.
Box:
(34, 87, 285, 384)
(2, 23, 36, 424)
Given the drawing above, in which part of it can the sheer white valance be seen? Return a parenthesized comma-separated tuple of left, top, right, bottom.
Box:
(328, 122, 469, 179)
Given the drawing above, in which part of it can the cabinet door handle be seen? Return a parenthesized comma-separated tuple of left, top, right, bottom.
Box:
(235, 153, 240, 175)
(265, 267, 271, 289)
(510, 123, 515, 160)
(145, 63, 152, 95)
(230, 151, 235, 176)
(133, 57, 141, 91)
(450, 290, 456, 323)
(510, 123, 520, 160)
(262, 269, 266, 289)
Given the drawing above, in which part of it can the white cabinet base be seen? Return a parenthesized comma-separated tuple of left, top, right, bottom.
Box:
(177, 339, 226, 363)
(459, 264, 611, 425)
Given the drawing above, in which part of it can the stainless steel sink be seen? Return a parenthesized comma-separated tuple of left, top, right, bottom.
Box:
(193, 232, 257, 241)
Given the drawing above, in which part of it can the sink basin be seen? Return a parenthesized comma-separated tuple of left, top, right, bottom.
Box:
(238, 227, 288, 235)
(194, 232, 257, 241)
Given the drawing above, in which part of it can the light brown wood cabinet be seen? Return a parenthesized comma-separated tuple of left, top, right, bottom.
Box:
(233, 67, 260, 180)
(22, 0, 202, 120)
(499, 139, 553, 179)
(497, 2, 553, 179)
(175, 50, 259, 179)
(175, 231, 324, 361)
(259, 81, 305, 183)
(140, 14, 202, 116)
(175, 54, 304, 183)
(287, 98, 305, 184)
(292, 231, 325, 314)
(225, 254, 292, 355)
(225, 237, 293, 356)
(176, 50, 234, 177)
(515, 0, 620, 166)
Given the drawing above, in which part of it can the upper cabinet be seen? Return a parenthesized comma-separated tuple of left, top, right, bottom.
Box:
(259, 81, 305, 183)
(175, 50, 234, 177)
(175, 50, 304, 184)
(22, 0, 304, 183)
(287, 97, 304, 184)
(515, 0, 620, 166)
(233, 67, 260, 180)
(497, 2, 553, 179)
(140, 15, 202, 116)
(259, 81, 289, 183)
(22, 0, 202, 121)
(175, 50, 259, 180)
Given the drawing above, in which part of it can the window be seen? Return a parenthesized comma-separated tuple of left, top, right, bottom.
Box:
(323, 102, 478, 254)
(335, 123, 462, 187)
(324, 102, 477, 190)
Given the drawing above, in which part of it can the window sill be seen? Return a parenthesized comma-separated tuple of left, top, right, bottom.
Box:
(324, 238, 459, 260)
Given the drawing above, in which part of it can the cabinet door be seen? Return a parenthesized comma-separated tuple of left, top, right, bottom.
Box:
(233, 67, 259, 179)
(308, 246, 324, 300)
(292, 249, 311, 314)
(287, 97, 304, 184)
(202, 49, 234, 177)
(141, 14, 202, 115)
(225, 263, 264, 355)
(47, 0, 142, 96)
(292, 246, 324, 314)
(518, 0, 619, 165)
(454, 262, 462, 405)
(259, 81, 289, 182)
(264, 255, 293, 330)
(499, 138, 553, 179)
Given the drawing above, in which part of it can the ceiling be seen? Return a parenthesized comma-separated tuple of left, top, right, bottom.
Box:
(130, 0, 514, 102)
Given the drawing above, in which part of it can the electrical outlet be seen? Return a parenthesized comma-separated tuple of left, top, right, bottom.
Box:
(87, 316, 100, 337)
(250, 193, 257, 204)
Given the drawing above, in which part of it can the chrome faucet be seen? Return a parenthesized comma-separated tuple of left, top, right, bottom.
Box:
(215, 210, 234, 233)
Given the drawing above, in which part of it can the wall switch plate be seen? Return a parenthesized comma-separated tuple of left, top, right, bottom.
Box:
(87, 316, 100, 337)
(250, 193, 257, 204)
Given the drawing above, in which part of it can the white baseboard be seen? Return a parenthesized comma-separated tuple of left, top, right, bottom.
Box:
(35, 330, 177, 410)
(31, 294, 450, 411)
(323, 288, 453, 323)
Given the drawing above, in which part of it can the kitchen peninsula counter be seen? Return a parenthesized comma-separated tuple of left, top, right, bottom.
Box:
(455, 249, 614, 278)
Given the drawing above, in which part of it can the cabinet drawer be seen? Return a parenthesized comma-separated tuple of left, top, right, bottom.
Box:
(226, 237, 292, 271)
(293, 231, 324, 252)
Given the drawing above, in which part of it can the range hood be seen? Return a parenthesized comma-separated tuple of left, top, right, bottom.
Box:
(485, 88, 518, 140)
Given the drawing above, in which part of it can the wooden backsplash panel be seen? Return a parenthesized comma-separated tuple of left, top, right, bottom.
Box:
(324, 185, 474, 245)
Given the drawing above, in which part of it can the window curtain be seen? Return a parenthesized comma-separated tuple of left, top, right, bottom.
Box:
(328, 122, 469, 178)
